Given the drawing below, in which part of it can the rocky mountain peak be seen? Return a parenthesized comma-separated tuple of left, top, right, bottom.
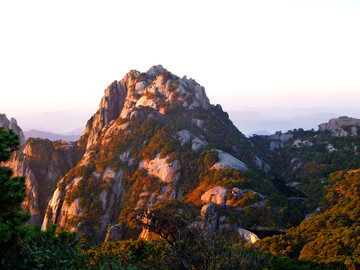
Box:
(82, 66, 211, 149)
(0, 113, 26, 146)
(145, 65, 166, 78)
(119, 66, 210, 119)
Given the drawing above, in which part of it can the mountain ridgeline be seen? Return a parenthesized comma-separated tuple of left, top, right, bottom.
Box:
(5, 66, 360, 268)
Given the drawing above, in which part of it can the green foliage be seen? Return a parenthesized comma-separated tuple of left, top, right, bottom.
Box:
(85, 236, 338, 270)
(268, 256, 345, 270)
(119, 168, 166, 226)
(135, 200, 198, 245)
(86, 239, 166, 269)
(141, 128, 179, 160)
(258, 169, 360, 269)
(0, 128, 28, 253)
(135, 200, 272, 269)
(203, 149, 218, 168)
(251, 129, 360, 211)
(2, 225, 88, 269)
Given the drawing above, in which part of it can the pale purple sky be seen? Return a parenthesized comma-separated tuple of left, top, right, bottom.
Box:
(1, 0, 360, 118)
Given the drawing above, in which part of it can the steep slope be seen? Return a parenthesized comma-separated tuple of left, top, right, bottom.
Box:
(42, 66, 285, 241)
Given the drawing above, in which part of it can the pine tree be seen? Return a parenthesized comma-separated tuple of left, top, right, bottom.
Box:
(0, 127, 28, 251)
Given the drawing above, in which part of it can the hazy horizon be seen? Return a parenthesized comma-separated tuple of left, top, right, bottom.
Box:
(6, 106, 360, 137)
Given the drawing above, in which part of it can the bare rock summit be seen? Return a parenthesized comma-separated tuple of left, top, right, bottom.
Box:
(81, 65, 211, 150)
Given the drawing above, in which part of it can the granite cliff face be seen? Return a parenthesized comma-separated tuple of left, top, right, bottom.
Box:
(81, 80, 127, 150)
(8, 138, 79, 225)
(42, 65, 274, 241)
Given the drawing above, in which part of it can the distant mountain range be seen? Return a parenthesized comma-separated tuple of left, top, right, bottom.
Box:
(228, 108, 360, 136)
(14, 111, 91, 134)
(23, 129, 82, 142)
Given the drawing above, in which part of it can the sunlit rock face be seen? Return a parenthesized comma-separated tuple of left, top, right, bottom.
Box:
(201, 186, 228, 206)
(8, 138, 76, 226)
(7, 151, 41, 225)
(82, 65, 211, 150)
(82, 80, 128, 150)
(139, 154, 180, 183)
(319, 116, 360, 136)
(212, 150, 248, 172)
(236, 228, 259, 244)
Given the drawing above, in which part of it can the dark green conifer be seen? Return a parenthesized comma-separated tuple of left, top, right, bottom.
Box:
(0, 128, 28, 251)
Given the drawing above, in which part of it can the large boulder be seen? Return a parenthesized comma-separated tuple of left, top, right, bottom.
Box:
(236, 228, 259, 244)
(177, 130, 193, 146)
(212, 150, 248, 172)
(139, 154, 180, 183)
(201, 186, 228, 206)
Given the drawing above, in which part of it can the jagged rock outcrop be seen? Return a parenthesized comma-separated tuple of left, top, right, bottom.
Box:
(319, 116, 360, 136)
(0, 113, 26, 146)
(81, 80, 128, 149)
(81, 65, 211, 150)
